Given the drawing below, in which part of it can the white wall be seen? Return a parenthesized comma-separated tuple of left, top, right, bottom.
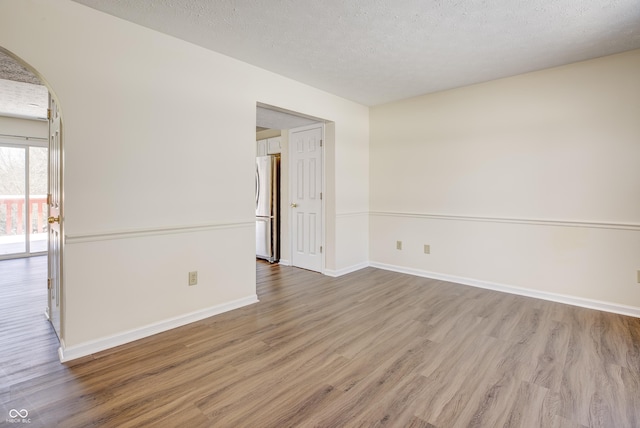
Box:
(370, 50, 640, 313)
(0, 116, 48, 140)
(330, 119, 371, 276)
(0, 0, 369, 358)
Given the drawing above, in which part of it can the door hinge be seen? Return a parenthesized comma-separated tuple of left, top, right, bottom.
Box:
(47, 278, 52, 290)
(320, 139, 323, 147)
(47, 193, 52, 205)
(47, 109, 51, 120)
(320, 246, 323, 253)
(320, 192, 323, 200)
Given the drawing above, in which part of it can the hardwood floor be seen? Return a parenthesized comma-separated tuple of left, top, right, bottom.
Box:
(1, 257, 639, 427)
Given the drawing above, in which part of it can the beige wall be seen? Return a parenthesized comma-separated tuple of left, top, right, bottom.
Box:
(0, 0, 369, 357)
(255, 129, 281, 140)
(370, 50, 640, 311)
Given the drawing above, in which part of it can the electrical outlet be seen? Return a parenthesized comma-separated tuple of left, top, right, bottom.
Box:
(424, 244, 430, 254)
(189, 271, 198, 286)
(396, 241, 402, 250)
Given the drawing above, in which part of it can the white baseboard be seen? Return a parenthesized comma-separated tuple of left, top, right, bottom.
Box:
(278, 259, 291, 266)
(370, 262, 640, 318)
(325, 262, 370, 277)
(58, 295, 259, 362)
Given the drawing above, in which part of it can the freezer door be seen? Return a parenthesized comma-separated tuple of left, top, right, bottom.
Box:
(256, 156, 273, 217)
(256, 217, 272, 260)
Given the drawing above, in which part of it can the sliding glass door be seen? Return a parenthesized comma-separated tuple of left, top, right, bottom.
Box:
(29, 146, 48, 253)
(0, 144, 48, 258)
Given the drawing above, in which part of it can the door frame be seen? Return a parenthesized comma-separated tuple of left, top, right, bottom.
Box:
(288, 123, 325, 273)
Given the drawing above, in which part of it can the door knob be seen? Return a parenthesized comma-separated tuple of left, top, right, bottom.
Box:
(48, 216, 60, 224)
(290, 203, 298, 208)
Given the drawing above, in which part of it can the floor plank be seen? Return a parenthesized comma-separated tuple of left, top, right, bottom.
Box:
(1, 257, 639, 427)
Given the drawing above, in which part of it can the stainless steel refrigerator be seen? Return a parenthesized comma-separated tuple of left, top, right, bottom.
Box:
(256, 155, 280, 262)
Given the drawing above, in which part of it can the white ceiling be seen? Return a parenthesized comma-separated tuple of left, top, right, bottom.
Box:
(72, 0, 640, 106)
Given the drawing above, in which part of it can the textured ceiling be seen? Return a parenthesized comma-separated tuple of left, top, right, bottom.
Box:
(0, 51, 42, 85)
(0, 51, 47, 120)
(256, 106, 320, 130)
(71, 0, 640, 105)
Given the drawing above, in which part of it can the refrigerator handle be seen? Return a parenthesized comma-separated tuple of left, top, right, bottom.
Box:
(255, 164, 260, 210)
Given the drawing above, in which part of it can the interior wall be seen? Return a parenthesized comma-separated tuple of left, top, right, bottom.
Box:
(0, 116, 48, 140)
(331, 119, 370, 275)
(256, 129, 281, 140)
(370, 49, 640, 312)
(0, 0, 369, 357)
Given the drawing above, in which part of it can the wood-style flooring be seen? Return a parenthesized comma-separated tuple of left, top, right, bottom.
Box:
(1, 257, 639, 427)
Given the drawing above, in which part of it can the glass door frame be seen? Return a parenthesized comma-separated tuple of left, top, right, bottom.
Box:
(0, 136, 48, 260)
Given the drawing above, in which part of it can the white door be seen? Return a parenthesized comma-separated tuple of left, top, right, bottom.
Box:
(290, 124, 323, 272)
(47, 94, 62, 339)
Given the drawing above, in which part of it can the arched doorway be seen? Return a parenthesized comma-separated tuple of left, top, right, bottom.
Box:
(0, 47, 63, 342)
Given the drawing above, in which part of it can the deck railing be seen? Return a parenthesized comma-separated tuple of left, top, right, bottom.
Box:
(0, 195, 47, 235)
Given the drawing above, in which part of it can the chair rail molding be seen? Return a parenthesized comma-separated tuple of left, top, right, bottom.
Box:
(370, 211, 640, 231)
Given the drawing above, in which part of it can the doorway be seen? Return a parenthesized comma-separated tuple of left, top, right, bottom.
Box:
(0, 48, 63, 342)
(255, 104, 325, 273)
